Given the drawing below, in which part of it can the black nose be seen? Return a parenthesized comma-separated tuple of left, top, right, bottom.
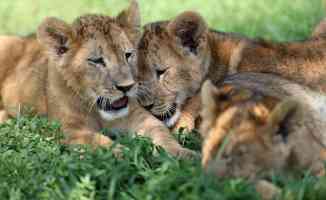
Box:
(116, 84, 135, 93)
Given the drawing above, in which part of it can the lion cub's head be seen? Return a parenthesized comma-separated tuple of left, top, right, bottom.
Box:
(136, 11, 210, 127)
(200, 80, 301, 179)
(37, 1, 140, 121)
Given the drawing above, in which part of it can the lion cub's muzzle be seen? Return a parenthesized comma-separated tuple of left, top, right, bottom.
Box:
(96, 95, 130, 121)
(148, 102, 181, 128)
(96, 82, 137, 121)
(152, 103, 177, 121)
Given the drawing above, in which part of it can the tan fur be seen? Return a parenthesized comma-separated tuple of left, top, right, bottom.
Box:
(0, 110, 8, 123)
(0, 1, 194, 158)
(136, 11, 326, 129)
(200, 73, 326, 180)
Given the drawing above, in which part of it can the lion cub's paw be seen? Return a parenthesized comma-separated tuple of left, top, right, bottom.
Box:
(92, 134, 126, 158)
(173, 111, 197, 133)
(0, 110, 9, 123)
(91, 134, 112, 146)
(172, 147, 200, 160)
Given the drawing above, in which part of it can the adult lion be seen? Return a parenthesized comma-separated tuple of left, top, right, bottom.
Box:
(0, 1, 194, 158)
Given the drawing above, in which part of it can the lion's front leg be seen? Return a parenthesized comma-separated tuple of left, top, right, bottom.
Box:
(173, 94, 201, 132)
(62, 128, 124, 156)
(140, 124, 197, 158)
(62, 129, 114, 147)
(128, 102, 198, 158)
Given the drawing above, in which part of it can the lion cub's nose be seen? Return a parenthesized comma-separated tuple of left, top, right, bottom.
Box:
(116, 83, 135, 93)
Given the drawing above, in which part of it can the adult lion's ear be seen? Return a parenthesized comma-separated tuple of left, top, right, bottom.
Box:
(37, 17, 76, 56)
(116, 0, 141, 42)
(167, 11, 208, 54)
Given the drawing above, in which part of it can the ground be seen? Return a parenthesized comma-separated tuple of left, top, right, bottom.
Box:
(0, 0, 326, 199)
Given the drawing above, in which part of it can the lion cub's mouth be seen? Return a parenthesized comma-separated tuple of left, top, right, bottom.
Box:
(96, 96, 129, 111)
(153, 103, 181, 128)
(96, 96, 129, 121)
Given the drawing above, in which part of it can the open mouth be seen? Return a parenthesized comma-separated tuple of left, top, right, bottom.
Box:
(96, 96, 129, 112)
(96, 96, 130, 121)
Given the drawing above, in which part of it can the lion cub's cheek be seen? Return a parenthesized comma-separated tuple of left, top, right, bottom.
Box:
(165, 108, 181, 128)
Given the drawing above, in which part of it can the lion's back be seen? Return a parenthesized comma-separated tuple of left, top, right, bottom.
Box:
(0, 35, 48, 115)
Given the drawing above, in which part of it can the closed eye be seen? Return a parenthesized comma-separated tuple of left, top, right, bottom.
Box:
(87, 57, 106, 67)
(125, 52, 132, 60)
(125, 51, 133, 61)
(125, 49, 136, 64)
(156, 69, 167, 78)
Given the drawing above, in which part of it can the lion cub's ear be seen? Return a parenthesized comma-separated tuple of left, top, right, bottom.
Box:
(268, 99, 298, 128)
(265, 98, 298, 140)
(37, 17, 76, 56)
(312, 18, 326, 37)
(167, 11, 208, 54)
(116, 0, 141, 42)
(200, 81, 237, 118)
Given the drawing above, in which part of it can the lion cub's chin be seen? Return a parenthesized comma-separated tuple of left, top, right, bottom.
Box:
(98, 106, 129, 121)
(165, 109, 181, 128)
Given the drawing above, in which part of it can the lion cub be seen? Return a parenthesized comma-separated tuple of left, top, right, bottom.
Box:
(136, 11, 326, 130)
(0, 1, 194, 158)
(200, 73, 326, 179)
(200, 73, 326, 199)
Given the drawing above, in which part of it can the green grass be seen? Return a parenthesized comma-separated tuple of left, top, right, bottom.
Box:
(1, 0, 326, 199)
(1, 116, 326, 200)
(0, 116, 255, 200)
(0, 0, 324, 41)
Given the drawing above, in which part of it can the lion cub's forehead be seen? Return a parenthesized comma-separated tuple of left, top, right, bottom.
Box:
(72, 15, 133, 49)
(139, 21, 169, 50)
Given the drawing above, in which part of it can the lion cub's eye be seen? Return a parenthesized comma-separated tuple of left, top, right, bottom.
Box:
(87, 57, 106, 67)
(156, 69, 167, 79)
